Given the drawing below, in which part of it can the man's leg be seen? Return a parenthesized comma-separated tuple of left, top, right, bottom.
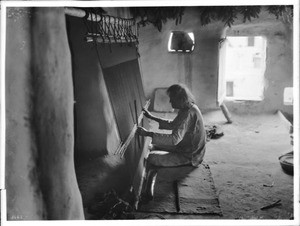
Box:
(141, 151, 192, 204)
(140, 162, 159, 203)
(147, 151, 192, 167)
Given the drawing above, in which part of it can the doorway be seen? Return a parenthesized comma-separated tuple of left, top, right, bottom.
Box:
(218, 36, 267, 103)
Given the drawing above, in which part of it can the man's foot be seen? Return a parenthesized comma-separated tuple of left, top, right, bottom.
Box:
(139, 193, 153, 205)
(139, 168, 158, 205)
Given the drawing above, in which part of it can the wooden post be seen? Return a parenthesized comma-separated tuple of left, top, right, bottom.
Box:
(220, 103, 233, 123)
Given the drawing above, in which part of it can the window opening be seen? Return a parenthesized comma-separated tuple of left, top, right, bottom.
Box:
(168, 31, 195, 53)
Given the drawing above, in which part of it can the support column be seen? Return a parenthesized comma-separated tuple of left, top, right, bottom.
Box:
(31, 7, 84, 219)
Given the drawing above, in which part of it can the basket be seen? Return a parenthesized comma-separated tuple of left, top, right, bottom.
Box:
(279, 152, 293, 176)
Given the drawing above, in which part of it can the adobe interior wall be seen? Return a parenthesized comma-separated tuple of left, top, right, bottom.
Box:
(138, 7, 293, 114)
(138, 7, 224, 112)
(5, 7, 44, 220)
(5, 7, 84, 220)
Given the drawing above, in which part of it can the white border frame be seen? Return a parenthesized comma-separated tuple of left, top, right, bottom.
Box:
(0, 3, 7, 225)
(0, 1, 299, 226)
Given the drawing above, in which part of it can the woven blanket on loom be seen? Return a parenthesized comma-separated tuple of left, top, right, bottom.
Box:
(138, 163, 222, 215)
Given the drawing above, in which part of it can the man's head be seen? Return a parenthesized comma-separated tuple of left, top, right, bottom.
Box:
(167, 84, 195, 109)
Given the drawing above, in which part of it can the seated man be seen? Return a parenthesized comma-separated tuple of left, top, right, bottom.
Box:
(137, 84, 206, 202)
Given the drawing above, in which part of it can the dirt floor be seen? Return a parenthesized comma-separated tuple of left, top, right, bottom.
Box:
(204, 110, 293, 219)
(134, 110, 294, 220)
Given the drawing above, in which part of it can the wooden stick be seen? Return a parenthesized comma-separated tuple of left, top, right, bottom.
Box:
(263, 181, 274, 187)
(114, 142, 123, 155)
(173, 180, 180, 213)
(119, 125, 137, 157)
(115, 100, 151, 157)
(129, 103, 135, 124)
(260, 199, 281, 210)
(139, 100, 151, 123)
(134, 100, 141, 149)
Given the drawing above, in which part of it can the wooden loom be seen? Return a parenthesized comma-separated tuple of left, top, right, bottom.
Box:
(66, 7, 150, 202)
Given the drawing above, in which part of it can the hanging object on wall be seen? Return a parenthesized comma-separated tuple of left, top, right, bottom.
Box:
(64, 7, 138, 44)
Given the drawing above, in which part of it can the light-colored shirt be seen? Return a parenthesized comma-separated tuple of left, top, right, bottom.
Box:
(152, 103, 206, 166)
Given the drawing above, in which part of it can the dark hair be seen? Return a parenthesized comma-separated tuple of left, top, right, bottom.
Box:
(167, 84, 195, 107)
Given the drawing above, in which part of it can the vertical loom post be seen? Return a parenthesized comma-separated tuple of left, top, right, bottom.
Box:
(134, 100, 141, 149)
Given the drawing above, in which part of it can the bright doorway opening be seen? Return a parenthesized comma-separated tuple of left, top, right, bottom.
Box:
(218, 36, 267, 102)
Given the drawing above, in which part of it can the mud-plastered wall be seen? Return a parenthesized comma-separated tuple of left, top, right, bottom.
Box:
(138, 7, 224, 111)
(5, 8, 84, 220)
(139, 7, 293, 114)
(5, 7, 44, 220)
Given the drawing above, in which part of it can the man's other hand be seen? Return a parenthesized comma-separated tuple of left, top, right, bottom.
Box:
(137, 126, 153, 137)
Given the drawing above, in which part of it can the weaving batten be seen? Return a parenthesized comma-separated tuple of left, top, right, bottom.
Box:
(115, 100, 150, 157)
(65, 7, 138, 44)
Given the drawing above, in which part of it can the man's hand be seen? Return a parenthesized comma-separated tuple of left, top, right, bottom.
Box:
(137, 126, 153, 137)
(142, 108, 153, 119)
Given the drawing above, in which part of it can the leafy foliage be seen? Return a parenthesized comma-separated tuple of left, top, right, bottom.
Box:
(130, 7, 185, 32)
(129, 5, 293, 31)
(267, 5, 292, 19)
(239, 6, 261, 23)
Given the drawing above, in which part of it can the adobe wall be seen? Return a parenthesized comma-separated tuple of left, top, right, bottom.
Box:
(138, 7, 293, 115)
(5, 7, 84, 220)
